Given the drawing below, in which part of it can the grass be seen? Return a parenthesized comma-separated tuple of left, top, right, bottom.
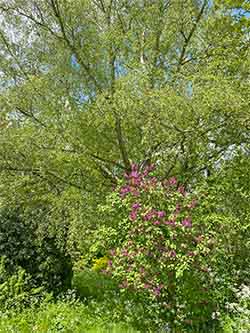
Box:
(0, 301, 139, 333)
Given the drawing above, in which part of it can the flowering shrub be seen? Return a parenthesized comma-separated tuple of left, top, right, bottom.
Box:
(100, 163, 220, 330)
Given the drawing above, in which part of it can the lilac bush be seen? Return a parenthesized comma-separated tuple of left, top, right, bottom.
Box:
(101, 163, 218, 328)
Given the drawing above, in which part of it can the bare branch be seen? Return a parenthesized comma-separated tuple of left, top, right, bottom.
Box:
(15, 106, 47, 127)
(177, 1, 207, 72)
(114, 114, 131, 171)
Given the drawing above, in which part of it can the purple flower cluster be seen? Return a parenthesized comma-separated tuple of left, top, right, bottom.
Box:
(181, 218, 192, 228)
(129, 202, 141, 221)
(120, 163, 155, 198)
(169, 250, 177, 258)
(143, 209, 166, 222)
(178, 185, 186, 196)
(153, 284, 164, 296)
(168, 176, 177, 186)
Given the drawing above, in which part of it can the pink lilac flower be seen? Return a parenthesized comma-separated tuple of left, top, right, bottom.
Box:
(157, 211, 166, 218)
(169, 250, 176, 257)
(164, 220, 176, 227)
(143, 164, 155, 176)
(127, 164, 141, 185)
(131, 163, 138, 172)
(132, 202, 141, 210)
(175, 203, 181, 214)
(187, 251, 195, 257)
(129, 211, 137, 221)
(130, 170, 139, 178)
(168, 176, 177, 185)
(108, 260, 113, 267)
(178, 185, 186, 196)
(130, 176, 141, 186)
(153, 285, 163, 296)
(143, 210, 154, 221)
(153, 220, 161, 225)
(120, 185, 131, 198)
(182, 218, 192, 228)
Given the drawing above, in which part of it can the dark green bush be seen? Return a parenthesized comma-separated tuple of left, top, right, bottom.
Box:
(0, 257, 50, 312)
(0, 206, 72, 294)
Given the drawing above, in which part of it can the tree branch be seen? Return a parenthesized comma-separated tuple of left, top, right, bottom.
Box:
(177, 1, 207, 72)
(0, 164, 85, 191)
(49, 0, 103, 92)
(15, 106, 47, 127)
(114, 114, 131, 171)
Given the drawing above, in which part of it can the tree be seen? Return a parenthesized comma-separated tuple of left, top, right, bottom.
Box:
(0, 0, 249, 255)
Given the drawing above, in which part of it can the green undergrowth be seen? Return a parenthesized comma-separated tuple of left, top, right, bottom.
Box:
(0, 301, 139, 333)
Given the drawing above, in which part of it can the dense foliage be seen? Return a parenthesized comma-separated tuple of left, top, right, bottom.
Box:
(0, 206, 72, 294)
(0, 0, 249, 331)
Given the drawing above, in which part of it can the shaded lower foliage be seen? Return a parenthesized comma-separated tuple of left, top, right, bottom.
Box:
(0, 206, 72, 294)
